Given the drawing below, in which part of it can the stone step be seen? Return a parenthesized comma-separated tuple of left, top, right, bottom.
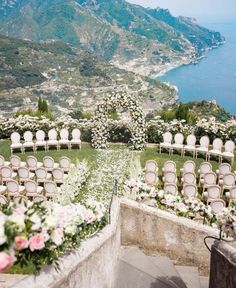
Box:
(175, 266, 201, 288)
(199, 276, 209, 288)
(148, 256, 187, 288)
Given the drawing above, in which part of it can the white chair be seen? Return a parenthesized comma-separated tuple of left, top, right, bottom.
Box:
(26, 156, 43, 171)
(171, 133, 184, 156)
(10, 132, 22, 153)
(6, 180, 25, 197)
(182, 184, 198, 198)
(0, 195, 7, 205)
(196, 136, 210, 160)
(35, 167, 52, 185)
(71, 128, 81, 149)
(13, 195, 28, 205)
(25, 180, 44, 197)
(226, 186, 236, 206)
(33, 195, 47, 202)
(159, 132, 173, 155)
(58, 129, 71, 150)
(216, 163, 231, 182)
(183, 135, 196, 157)
(180, 160, 196, 175)
(0, 166, 17, 184)
(22, 131, 35, 152)
(162, 161, 176, 174)
(10, 155, 26, 171)
(221, 140, 235, 164)
(219, 173, 236, 193)
(0, 155, 10, 167)
(163, 171, 177, 184)
(144, 171, 158, 187)
(35, 130, 47, 152)
(44, 181, 58, 198)
(208, 138, 223, 162)
(181, 172, 196, 185)
(52, 168, 68, 185)
(164, 183, 178, 195)
(59, 156, 73, 173)
(203, 185, 222, 204)
(47, 129, 59, 151)
(210, 199, 226, 214)
(18, 167, 35, 184)
(0, 185, 6, 195)
(43, 156, 59, 172)
(145, 160, 158, 173)
(200, 172, 217, 192)
(198, 162, 212, 182)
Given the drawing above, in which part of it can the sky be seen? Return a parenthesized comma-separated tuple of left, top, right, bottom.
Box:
(127, 0, 236, 23)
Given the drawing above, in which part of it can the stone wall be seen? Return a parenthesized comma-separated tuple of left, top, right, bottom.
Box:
(120, 198, 219, 275)
(12, 197, 121, 288)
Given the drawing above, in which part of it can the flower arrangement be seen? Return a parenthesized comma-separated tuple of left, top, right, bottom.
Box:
(0, 199, 106, 273)
(91, 92, 146, 150)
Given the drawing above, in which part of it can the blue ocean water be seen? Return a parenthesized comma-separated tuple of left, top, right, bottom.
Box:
(157, 23, 236, 115)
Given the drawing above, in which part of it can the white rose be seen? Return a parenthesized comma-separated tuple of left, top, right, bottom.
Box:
(44, 215, 57, 229)
(51, 228, 64, 246)
(30, 214, 41, 231)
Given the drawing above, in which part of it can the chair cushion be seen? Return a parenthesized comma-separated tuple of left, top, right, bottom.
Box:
(160, 143, 172, 148)
(196, 147, 208, 152)
(209, 149, 221, 155)
(184, 145, 196, 151)
(222, 152, 234, 158)
(47, 140, 58, 145)
(23, 142, 35, 147)
(35, 141, 46, 146)
(172, 144, 183, 149)
(11, 143, 22, 148)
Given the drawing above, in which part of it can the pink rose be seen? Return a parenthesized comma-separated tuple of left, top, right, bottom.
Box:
(29, 234, 45, 251)
(14, 236, 29, 251)
(0, 252, 15, 272)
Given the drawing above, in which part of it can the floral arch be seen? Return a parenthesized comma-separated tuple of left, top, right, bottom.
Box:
(91, 92, 146, 150)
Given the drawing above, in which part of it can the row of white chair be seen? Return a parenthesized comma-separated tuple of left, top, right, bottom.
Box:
(159, 133, 235, 163)
(10, 128, 81, 153)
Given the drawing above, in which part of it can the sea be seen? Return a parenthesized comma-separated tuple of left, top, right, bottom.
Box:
(157, 22, 236, 115)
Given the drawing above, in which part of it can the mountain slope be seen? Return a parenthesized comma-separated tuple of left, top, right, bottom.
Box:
(0, 34, 176, 114)
(0, 0, 224, 76)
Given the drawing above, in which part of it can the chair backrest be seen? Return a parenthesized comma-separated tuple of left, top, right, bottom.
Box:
(183, 184, 197, 198)
(59, 156, 71, 169)
(186, 135, 196, 146)
(26, 156, 38, 169)
(52, 168, 64, 180)
(36, 130, 46, 141)
(72, 129, 81, 140)
(199, 136, 210, 148)
(163, 161, 176, 172)
(182, 172, 196, 184)
(23, 131, 33, 142)
(207, 185, 221, 199)
(1, 166, 12, 178)
(18, 167, 29, 179)
(35, 167, 47, 179)
(43, 156, 54, 169)
(48, 129, 57, 140)
(229, 186, 236, 199)
(0, 195, 7, 205)
(218, 163, 231, 176)
(144, 171, 157, 186)
(145, 160, 158, 173)
(222, 173, 236, 186)
(163, 132, 172, 143)
(11, 132, 21, 144)
(199, 162, 212, 174)
(60, 129, 69, 140)
(210, 200, 226, 214)
(204, 172, 217, 185)
(44, 181, 57, 194)
(10, 155, 21, 167)
(6, 180, 19, 193)
(164, 171, 177, 183)
(174, 133, 184, 145)
(182, 160, 196, 173)
(0, 155, 5, 167)
(164, 184, 178, 195)
(24, 180, 37, 193)
(212, 138, 223, 151)
(224, 140, 235, 153)
(13, 195, 28, 205)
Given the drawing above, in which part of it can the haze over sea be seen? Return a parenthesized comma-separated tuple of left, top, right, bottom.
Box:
(157, 22, 236, 115)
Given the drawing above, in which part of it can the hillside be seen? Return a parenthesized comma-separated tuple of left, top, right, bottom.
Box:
(0, 0, 224, 77)
(0, 34, 176, 115)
